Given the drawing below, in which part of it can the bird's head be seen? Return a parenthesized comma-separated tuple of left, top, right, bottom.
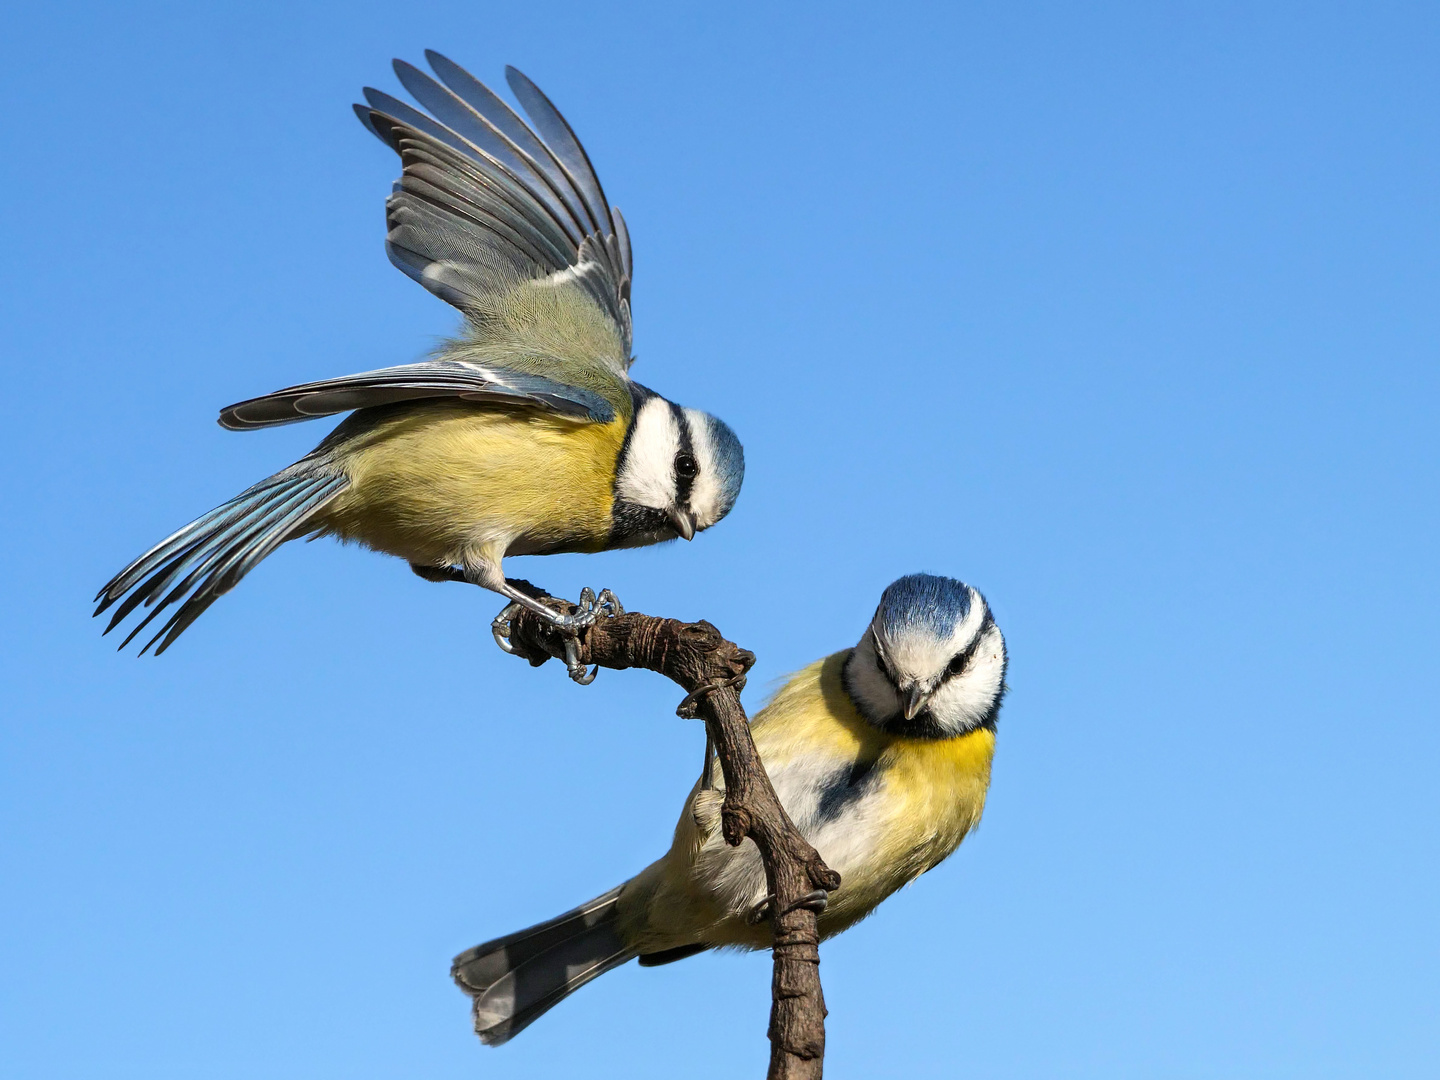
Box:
(843, 573, 1008, 739)
(612, 392, 744, 546)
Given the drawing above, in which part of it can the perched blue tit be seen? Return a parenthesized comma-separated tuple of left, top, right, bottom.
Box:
(95, 54, 744, 657)
(452, 573, 1008, 1045)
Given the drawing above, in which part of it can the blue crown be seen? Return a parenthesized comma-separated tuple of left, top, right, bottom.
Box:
(875, 573, 974, 638)
(703, 413, 745, 518)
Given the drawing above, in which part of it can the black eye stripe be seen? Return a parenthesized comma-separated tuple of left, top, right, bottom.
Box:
(943, 614, 995, 683)
(669, 401, 697, 503)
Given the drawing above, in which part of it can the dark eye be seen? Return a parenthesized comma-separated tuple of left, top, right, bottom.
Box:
(946, 652, 970, 678)
(675, 453, 698, 479)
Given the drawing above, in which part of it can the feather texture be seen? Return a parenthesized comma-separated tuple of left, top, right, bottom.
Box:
(452, 887, 637, 1046)
(218, 359, 615, 430)
(451, 647, 998, 1043)
(356, 55, 633, 360)
(94, 467, 348, 654)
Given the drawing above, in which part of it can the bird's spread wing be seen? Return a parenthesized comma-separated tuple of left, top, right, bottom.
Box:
(218, 359, 615, 430)
(356, 54, 635, 379)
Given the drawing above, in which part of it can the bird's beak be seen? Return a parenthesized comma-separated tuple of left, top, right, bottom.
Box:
(670, 508, 697, 541)
(903, 683, 933, 721)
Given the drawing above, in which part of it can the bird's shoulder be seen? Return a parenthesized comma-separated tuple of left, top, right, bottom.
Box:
(441, 284, 636, 422)
(750, 650, 887, 772)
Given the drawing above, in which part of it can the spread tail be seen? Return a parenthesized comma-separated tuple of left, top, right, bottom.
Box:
(452, 886, 638, 1046)
(94, 464, 348, 655)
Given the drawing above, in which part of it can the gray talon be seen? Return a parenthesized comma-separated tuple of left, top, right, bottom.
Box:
(748, 889, 830, 925)
(491, 602, 523, 654)
(491, 587, 622, 680)
(553, 608, 598, 632)
(563, 636, 598, 684)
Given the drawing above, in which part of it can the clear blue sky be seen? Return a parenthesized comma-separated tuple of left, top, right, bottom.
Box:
(2, 2, 1436, 1077)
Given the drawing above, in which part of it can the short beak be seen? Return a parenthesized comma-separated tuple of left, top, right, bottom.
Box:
(902, 683, 933, 721)
(670, 508, 697, 541)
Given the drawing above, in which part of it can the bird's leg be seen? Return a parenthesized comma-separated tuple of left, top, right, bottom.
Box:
(746, 889, 830, 925)
(414, 559, 596, 630)
(412, 561, 624, 682)
(480, 573, 627, 685)
(414, 562, 622, 632)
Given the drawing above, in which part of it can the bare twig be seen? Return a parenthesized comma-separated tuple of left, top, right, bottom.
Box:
(503, 590, 842, 1080)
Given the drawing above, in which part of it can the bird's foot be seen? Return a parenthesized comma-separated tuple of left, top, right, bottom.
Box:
(747, 888, 830, 925)
(556, 588, 624, 683)
(575, 587, 625, 622)
(490, 588, 625, 683)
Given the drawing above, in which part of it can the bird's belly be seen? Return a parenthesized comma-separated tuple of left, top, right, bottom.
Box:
(315, 403, 626, 566)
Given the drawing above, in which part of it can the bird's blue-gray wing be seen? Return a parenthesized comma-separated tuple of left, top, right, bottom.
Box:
(356, 54, 635, 371)
(218, 360, 615, 430)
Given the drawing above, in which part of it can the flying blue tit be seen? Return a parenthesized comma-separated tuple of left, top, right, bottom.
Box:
(94, 53, 744, 659)
(452, 573, 1008, 1045)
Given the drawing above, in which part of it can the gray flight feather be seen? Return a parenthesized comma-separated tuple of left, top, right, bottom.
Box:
(451, 886, 637, 1046)
(356, 55, 634, 359)
(425, 50, 601, 241)
(217, 360, 616, 430)
(94, 466, 348, 655)
(397, 59, 593, 243)
(503, 67, 614, 241)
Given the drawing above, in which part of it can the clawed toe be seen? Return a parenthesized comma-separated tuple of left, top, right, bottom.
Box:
(490, 602, 524, 654)
(747, 888, 830, 924)
(562, 636, 597, 684)
(575, 586, 625, 620)
(490, 587, 625, 684)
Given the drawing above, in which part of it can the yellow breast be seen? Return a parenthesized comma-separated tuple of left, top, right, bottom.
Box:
(871, 720, 995, 881)
(620, 650, 998, 953)
(755, 652, 995, 934)
(315, 401, 629, 566)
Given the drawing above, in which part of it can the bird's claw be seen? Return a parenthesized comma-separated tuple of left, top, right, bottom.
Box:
(747, 888, 830, 925)
(577, 587, 625, 620)
(558, 588, 624, 683)
(562, 636, 597, 684)
(491, 588, 625, 683)
(491, 602, 524, 655)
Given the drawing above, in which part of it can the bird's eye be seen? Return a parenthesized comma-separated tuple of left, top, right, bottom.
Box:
(675, 453, 699, 479)
(946, 652, 970, 678)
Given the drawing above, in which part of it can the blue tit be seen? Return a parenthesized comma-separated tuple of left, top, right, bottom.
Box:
(452, 573, 1008, 1045)
(94, 54, 744, 656)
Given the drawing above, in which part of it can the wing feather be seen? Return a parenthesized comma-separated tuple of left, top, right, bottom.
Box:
(504, 66, 614, 242)
(355, 55, 634, 363)
(218, 360, 616, 430)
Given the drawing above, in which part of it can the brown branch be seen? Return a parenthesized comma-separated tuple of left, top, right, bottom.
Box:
(502, 589, 842, 1080)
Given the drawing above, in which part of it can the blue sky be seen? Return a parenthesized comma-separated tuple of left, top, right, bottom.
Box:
(2, 2, 1437, 1077)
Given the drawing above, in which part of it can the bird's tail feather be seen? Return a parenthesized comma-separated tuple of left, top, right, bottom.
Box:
(94, 464, 348, 655)
(452, 886, 638, 1046)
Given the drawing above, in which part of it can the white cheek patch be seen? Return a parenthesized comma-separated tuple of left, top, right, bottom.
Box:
(926, 623, 1006, 734)
(682, 408, 724, 528)
(616, 397, 680, 510)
